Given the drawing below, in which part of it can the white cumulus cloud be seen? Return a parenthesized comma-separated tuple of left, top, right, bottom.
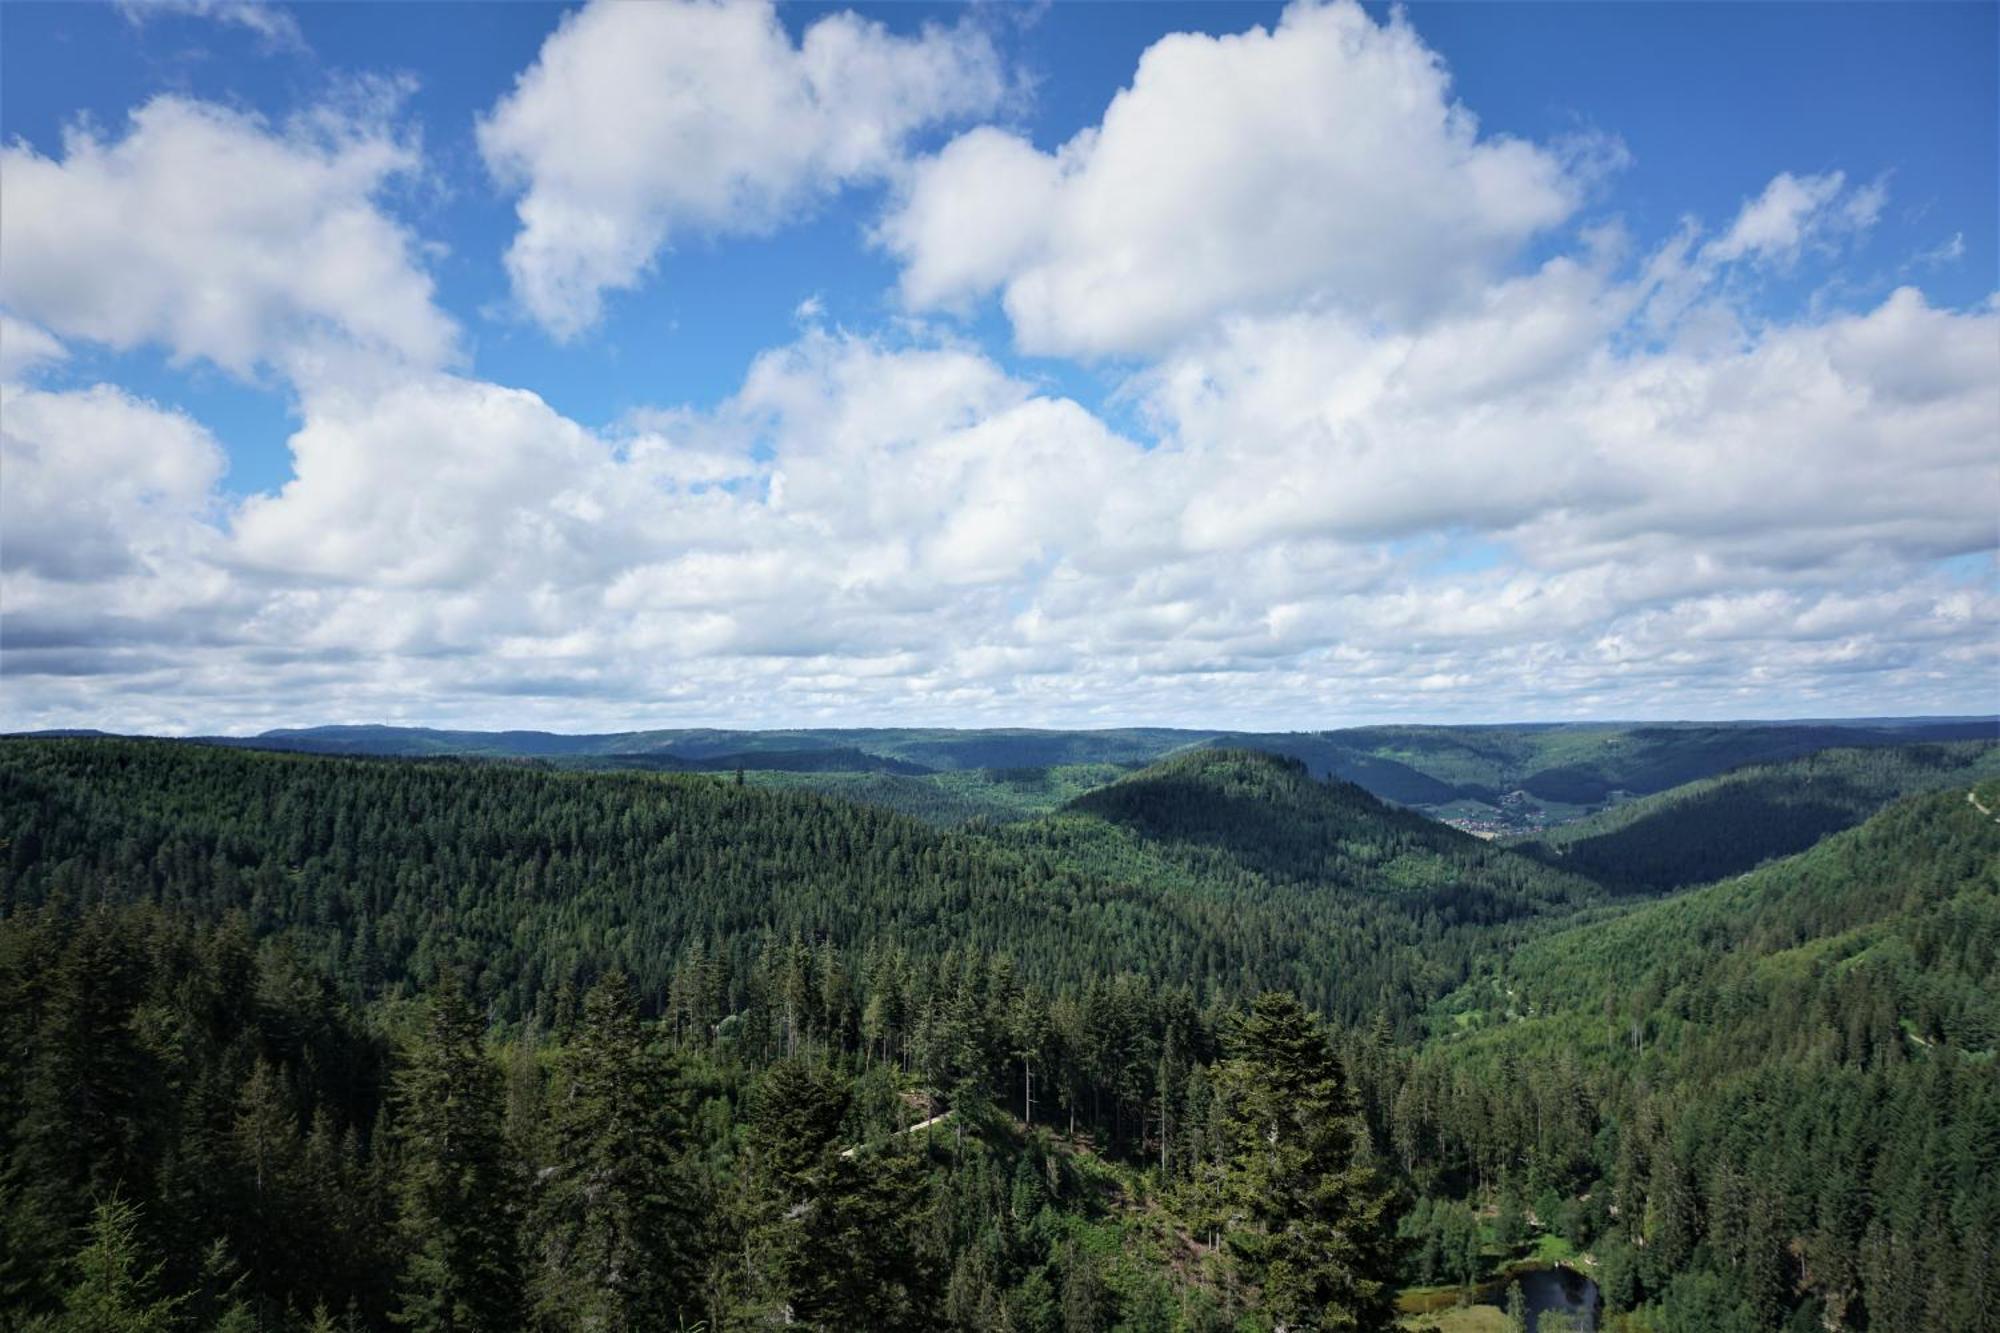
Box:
(479, 0, 1007, 339)
(881, 0, 1585, 356)
(0, 95, 453, 379)
(1, 383, 225, 584)
(7, 272, 1993, 733)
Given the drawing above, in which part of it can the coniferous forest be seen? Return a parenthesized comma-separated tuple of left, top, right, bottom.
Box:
(9, 0, 1998, 1324)
(0, 734, 1995, 1332)
(8, 0, 1995, 1327)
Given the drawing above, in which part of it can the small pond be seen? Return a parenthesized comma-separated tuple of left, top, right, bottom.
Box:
(1504, 1264, 1600, 1331)
(1403, 1263, 1602, 1332)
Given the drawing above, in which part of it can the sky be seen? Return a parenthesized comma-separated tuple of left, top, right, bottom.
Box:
(0, 0, 1995, 735)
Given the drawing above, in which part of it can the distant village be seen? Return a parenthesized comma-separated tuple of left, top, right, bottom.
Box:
(1438, 788, 1564, 840)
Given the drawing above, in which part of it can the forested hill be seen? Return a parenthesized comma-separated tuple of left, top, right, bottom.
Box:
(1504, 739, 2000, 893)
(39, 716, 1986, 834)
(0, 737, 1165, 1020)
(1440, 783, 2000, 1059)
(0, 738, 1591, 1030)
(992, 750, 1603, 1026)
(1313, 719, 1995, 803)
(1047, 749, 1589, 916)
(234, 724, 1210, 770)
(1399, 784, 2000, 1327)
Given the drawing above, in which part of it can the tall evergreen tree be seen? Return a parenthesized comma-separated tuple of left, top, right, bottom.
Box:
(1214, 992, 1400, 1331)
(748, 1059, 850, 1199)
(32, 1195, 185, 1333)
(392, 970, 524, 1332)
(8, 910, 162, 1308)
(529, 972, 696, 1332)
(747, 1059, 936, 1329)
(229, 1058, 305, 1313)
(787, 1148, 936, 1330)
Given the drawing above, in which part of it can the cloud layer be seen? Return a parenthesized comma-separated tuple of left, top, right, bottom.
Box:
(2, 0, 1994, 733)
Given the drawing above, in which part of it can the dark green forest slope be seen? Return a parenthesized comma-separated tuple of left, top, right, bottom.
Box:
(1505, 740, 2000, 892)
(745, 762, 1140, 827)
(1003, 752, 1599, 1028)
(1439, 784, 2000, 1065)
(0, 741, 1588, 1031)
(0, 736, 1428, 1331)
(1405, 787, 2000, 1330)
(1, 737, 1994, 1332)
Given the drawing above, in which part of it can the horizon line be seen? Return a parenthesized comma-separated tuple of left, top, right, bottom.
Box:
(8, 712, 1997, 743)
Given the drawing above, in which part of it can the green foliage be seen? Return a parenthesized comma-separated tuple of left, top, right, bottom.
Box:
(1016, 750, 1601, 1027)
(1202, 719, 1989, 822)
(747, 762, 1139, 828)
(778, 1146, 935, 1329)
(0, 900, 393, 1324)
(1212, 993, 1399, 1330)
(527, 973, 698, 1331)
(1507, 740, 2000, 892)
(0, 739, 1596, 1033)
(392, 971, 523, 1332)
(1, 735, 1994, 1332)
(1401, 787, 2000, 1329)
(30, 1195, 185, 1333)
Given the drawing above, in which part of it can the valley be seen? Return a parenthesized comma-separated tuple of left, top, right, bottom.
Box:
(1, 721, 1993, 1330)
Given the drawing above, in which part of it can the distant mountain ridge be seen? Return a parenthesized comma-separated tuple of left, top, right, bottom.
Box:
(12, 716, 1991, 834)
(231, 724, 1212, 771)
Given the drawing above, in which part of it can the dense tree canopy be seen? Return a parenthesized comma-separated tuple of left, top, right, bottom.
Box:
(0, 740, 1596, 1032)
(1508, 741, 2000, 892)
(0, 736, 1993, 1330)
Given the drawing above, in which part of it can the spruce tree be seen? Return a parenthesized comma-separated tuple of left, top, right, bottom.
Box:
(787, 1148, 935, 1330)
(391, 970, 523, 1332)
(747, 1059, 934, 1329)
(35, 1195, 185, 1333)
(1214, 991, 1400, 1331)
(529, 972, 695, 1331)
(12, 910, 162, 1305)
(229, 1058, 304, 1314)
(748, 1059, 849, 1197)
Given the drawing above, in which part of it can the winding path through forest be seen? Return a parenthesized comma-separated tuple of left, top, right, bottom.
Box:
(840, 1110, 954, 1159)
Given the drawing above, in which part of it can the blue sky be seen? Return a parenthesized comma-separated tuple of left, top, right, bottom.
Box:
(1, 0, 1994, 732)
